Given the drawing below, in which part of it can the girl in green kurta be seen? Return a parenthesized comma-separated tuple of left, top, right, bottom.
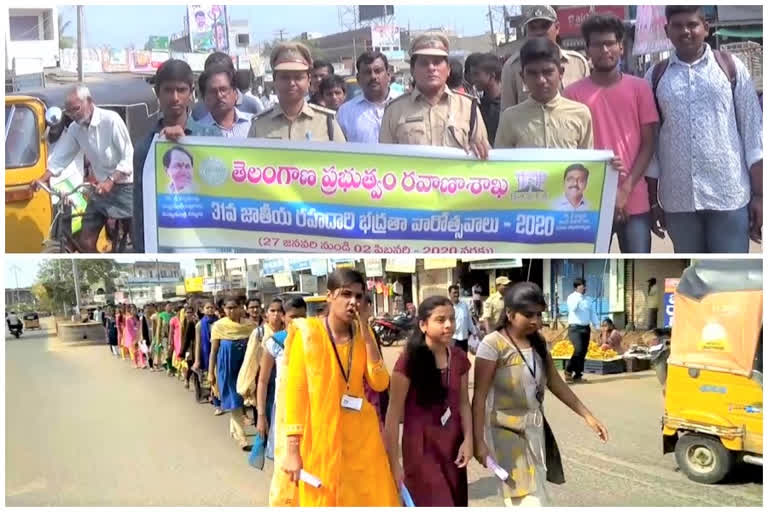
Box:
(472, 282, 609, 507)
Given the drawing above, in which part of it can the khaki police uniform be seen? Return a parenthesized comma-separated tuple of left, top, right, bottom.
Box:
(500, 5, 590, 111)
(248, 41, 346, 143)
(248, 101, 345, 142)
(379, 31, 489, 149)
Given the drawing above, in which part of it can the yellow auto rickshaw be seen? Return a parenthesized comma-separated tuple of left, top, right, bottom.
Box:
(278, 292, 327, 317)
(22, 312, 40, 330)
(5, 78, 159, 253)
(662, 259, 763, 484)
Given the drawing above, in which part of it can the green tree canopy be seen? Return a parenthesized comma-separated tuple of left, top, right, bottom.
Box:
(35, 259, 119, 312)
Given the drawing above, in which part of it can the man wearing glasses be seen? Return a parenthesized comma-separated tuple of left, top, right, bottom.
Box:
(37, 84, 134, 253)
(197, 65, 254, 138)
(500, 5, 589, 111)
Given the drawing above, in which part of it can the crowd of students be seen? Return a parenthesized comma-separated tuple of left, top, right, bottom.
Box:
(104, 268, 612, 507)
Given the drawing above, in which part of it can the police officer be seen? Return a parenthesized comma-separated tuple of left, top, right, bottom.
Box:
(500, 5, 589, 111)
(379, 32, 490, 159)
(248, 42, 345, 142)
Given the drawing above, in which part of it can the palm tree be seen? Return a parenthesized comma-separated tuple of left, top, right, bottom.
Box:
(58, 12, 74, 49)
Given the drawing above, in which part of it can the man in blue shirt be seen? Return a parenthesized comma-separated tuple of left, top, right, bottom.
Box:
(132, 59, 221, 252)
(565, 278, 600, 383)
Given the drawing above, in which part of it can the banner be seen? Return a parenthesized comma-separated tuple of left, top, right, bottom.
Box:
(185, 276, 204, 293)
(101, 48, 129, 72)
(143, 139, 617, 253)
(371, 24, 401, 49)
(188, 4, 228, 52)
(633, 5, 674, 56)
(364, 258, 384, 277)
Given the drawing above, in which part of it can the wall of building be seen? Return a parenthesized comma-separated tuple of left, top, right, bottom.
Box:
(7, 8, 59, 68)
(623, 259, 689, 329)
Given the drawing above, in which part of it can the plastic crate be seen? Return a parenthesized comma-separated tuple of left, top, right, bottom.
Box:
(624, 357, 651, 373)
(584, 358, 626, 375)
(552, 358, 570, 370)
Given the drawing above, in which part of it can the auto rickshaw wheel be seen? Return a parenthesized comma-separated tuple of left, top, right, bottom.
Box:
(675, 434, 735, 484)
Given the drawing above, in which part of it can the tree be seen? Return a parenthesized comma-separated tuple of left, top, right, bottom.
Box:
(58, 12, 74, 49)
(35, 259, 119, 314)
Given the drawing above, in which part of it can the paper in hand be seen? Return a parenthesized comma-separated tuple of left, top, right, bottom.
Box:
(486, 456, 510, 481)
(400, 483, 415, 507)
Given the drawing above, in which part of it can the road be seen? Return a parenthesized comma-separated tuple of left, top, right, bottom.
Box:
(610, 232, 761, 254)
(6, 321, 762, 507)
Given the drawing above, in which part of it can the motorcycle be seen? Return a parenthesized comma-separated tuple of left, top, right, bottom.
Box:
(650, 328, 672, 394)
(9, 323, 23, 339)
(373, 313, 415, 347)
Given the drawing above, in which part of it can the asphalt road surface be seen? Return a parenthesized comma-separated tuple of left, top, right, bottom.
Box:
(6, 322, 762, 506)
(610, 232, 761, 254)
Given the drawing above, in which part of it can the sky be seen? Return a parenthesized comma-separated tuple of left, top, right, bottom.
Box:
(4, 257, 198, 289)
(58, 4, 494, 49)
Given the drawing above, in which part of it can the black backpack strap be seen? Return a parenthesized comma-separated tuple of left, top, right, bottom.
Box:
(326, 114, 334, 142)
(713, 50, 738, 93)
(651, 59, 670, 126)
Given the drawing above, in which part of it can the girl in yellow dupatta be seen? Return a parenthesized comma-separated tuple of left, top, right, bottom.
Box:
(277, 268, 399, 507)
(209, 296, 255, 450)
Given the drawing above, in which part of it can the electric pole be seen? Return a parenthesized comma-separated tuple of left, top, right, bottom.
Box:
(275, 28, 287, 42)
(487, 5, 497, 51)
(76, 5, 84, 82)
(10, 265, 21, 307)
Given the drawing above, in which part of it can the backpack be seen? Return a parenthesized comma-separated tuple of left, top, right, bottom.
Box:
(651, 50, 737, 126)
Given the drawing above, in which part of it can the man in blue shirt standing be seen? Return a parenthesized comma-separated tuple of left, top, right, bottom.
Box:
(565, 278, 600, 383)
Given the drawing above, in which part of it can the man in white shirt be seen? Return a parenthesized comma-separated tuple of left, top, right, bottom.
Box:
(39, 84, 134, 253)
(449, 285, 477, 353)
(7, 311, 21, 330)
(198, 65, 254, 138)
(336, 51, 400, 143)
(646, 278, 659, 330)
(565, 278, 600, 383)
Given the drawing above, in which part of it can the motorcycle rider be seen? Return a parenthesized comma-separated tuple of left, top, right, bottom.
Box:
(7, 311, 23, 334)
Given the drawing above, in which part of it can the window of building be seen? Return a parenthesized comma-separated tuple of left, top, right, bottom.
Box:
(10, 15, 40, 41)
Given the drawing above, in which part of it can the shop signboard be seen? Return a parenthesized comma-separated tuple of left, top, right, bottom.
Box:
(274, 271, 294, 288)
(557, 6, 627, 37)
(664, 278, 680, 328)
(364, 258, 384, 277)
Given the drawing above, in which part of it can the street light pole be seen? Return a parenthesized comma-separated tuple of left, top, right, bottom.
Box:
(76, 5, 84, 82)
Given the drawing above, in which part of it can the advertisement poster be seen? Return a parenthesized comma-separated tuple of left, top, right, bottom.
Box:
(143, 138, 617, 253)
(188, 4, 228, 52)
(371, 24, 401, 49)
(633, 5, 674, 55)
(101, 48, 129, 72)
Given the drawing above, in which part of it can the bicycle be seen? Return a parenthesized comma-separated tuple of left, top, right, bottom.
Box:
(34, 180, 132, 254)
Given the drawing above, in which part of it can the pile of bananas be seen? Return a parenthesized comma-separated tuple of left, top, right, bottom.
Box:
(550, 340, 574, 357)
(586, 341, 618, 360)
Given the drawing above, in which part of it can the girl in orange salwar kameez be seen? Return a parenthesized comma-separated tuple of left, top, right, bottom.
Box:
(277, 268, 399, 507)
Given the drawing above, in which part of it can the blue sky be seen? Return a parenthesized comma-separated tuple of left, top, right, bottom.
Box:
(59, 4, 492, 48)
(5, 257, 198, 289)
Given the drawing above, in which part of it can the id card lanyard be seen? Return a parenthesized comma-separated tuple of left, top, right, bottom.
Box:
(504, 328, 544, 405)
(326, 318, 355, 390)
(440, 346, 452, 427)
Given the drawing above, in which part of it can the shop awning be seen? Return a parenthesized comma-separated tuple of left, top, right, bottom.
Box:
(468, 259, 523, 271)
(715, 28, 763, 39)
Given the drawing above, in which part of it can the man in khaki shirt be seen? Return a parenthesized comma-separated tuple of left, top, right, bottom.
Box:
(249, 42, 345, 142)
(495, 38, 593, 150)
(481, 276, 511, 333)
(500, 5, 589, 112)
(379, 32, 490, 159)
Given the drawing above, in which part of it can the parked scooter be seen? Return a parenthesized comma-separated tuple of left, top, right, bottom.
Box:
(650, 328, 672, 394)
(373, 313, 415, 346)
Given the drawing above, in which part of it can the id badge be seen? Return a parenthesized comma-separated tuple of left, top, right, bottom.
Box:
(440, 407, 451, 426)
(341, 394, 363, 411)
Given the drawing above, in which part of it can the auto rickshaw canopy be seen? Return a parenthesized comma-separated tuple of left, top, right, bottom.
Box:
(670, 260, 762, 377)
